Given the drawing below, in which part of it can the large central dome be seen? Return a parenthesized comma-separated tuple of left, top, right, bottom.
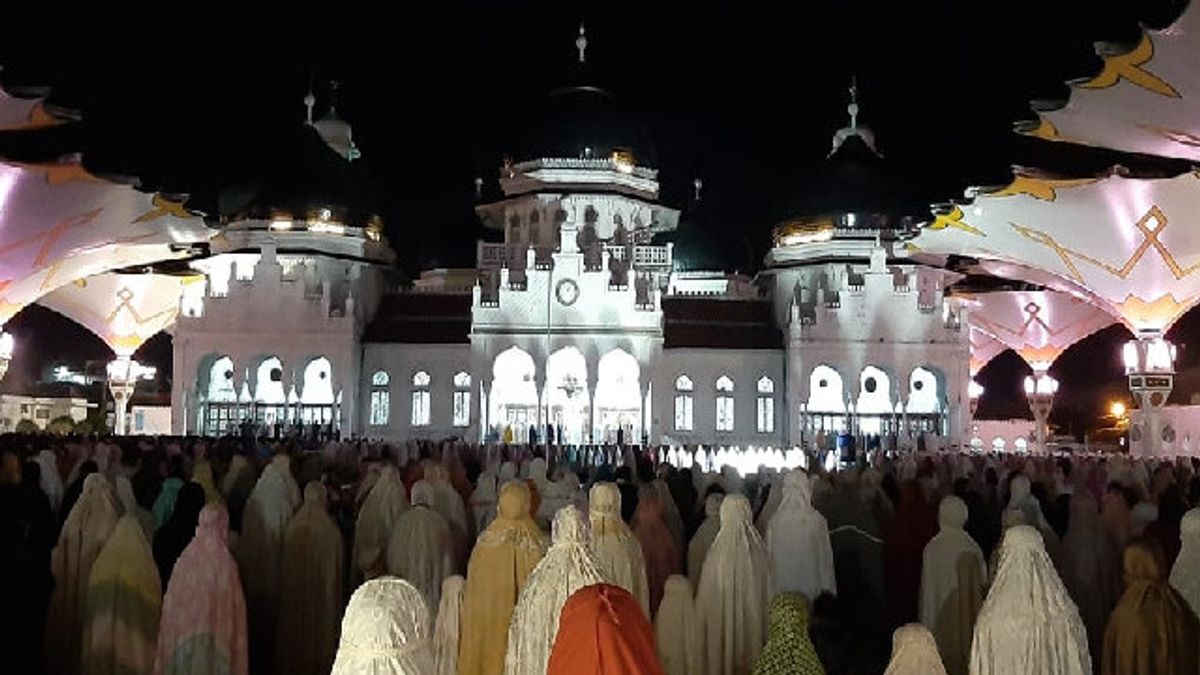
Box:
(514, 66, 657, 168)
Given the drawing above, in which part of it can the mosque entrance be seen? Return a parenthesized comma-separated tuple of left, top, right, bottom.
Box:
(593, 349, 641, 444)
(490, 347, 539, 443)
(545, 347, 590, 444)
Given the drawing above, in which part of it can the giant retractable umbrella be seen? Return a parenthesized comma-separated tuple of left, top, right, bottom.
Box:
(962, 289, 1117, 449)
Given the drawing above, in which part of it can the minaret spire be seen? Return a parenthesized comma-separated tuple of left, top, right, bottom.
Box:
(848, 75, 859, 129)
(576, 23, 588, 63)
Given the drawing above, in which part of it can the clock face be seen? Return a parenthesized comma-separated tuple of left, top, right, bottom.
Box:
(556, 278, 580, 306)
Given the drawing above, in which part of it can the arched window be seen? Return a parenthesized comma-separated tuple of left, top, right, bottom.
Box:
(756, 375, 775, 434)
(369, 370, 390, 426)
(452, 371, 471, 427)
(674, 374, 694, 432)
(411, 370, 431, 427)
(715, 375, 734, 432)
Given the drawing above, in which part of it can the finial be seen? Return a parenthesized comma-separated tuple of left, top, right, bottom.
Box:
(303, 90, 315, 125)
(474, 176, 483, 199)
(576, 23, 588, 63)
(693, 177, 703, 201)
(847, 75, 859, 129)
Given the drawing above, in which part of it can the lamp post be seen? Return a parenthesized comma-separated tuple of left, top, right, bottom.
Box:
(106, 355, 157, 435)
(968, 379, 984, 419)
(0, 331, 14, 382)
(1122, 335, 1176, 456)
(1023, 372, 1058, 453)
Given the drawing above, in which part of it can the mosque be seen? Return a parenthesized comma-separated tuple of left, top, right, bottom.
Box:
(164, 28, 970, 450)
(3, 12, 1199, 457)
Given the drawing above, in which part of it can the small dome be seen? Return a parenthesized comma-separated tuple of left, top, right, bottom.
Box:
(217, 123, 379, 226)
(312, 107, 360, 162)
(514, 84, 657, 168)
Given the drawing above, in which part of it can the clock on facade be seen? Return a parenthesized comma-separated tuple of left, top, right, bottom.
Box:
(555, 278, 580, 306)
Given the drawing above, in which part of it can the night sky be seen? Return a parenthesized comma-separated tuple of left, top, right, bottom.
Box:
(0, 1, 1193, 433)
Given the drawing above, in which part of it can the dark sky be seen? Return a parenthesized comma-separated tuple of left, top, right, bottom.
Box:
(0, 0, 1193, 432)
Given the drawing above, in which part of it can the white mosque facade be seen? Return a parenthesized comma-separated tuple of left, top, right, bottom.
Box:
(167, 87, 972, 451)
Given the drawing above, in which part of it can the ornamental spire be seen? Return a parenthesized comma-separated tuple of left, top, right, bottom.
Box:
(576, 23, 588, 63)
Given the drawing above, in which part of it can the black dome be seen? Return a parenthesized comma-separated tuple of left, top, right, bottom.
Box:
(772, 132, 925, 230)
(218, 123, 380, 226)
(515, 84, 658, 168)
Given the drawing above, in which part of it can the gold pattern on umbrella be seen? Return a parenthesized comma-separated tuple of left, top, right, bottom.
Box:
(1080, 34, 1179, 98)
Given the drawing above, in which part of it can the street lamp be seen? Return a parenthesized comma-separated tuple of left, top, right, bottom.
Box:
(1121, 335, 1176, 456)
(968, 379, 984, 418)
(106, 355, 157, 435)
(1023, 372, 1058, 453)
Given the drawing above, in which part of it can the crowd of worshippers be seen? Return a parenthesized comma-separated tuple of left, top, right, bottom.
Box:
(2, 433, 1200, 675)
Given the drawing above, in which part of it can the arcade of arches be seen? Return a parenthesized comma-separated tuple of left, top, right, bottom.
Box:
(194, 354, 341, 436)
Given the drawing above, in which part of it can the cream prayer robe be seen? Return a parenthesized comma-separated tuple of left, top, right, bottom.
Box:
(587, 481, 651, 614)
(969, 525, 1090, 675)
(331, 577, 435, 675)
(387, 480, 455, 618)
(655, 574, 697, 675)
(1169, 508, 1200, 618)
(504, 505, 607, 675)
(276, 482, 344, 675)
(696, 494, 770, 675)
(766, 470, 836, 600)
(354, 465, 409, 580)
(919, 496, 986, 675)
(45, 473, 120, 675)
(434, 575, 466, 675)
(688, 493, 724, 589)
(237, 454, 300, 665)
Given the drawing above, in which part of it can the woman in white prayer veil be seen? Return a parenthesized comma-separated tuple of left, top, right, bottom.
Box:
(1003, 474, 1062, 568)
(433, 575, 465, 675)
(387, 480, 454, 617)
(237, 453, 301, 670)
(44, 473, 120, 675)
(655, 574, 697, 675)
(766, 470, 836, 600)
(331, 577, 436, 675)
(276, 481, 344, 675)
(1169, 507, 1200, 617)
(918, 495, 986, 675)
(968, 525, 1091, 675)
(36, 448, 63, 513)
(353, 464, 409, 581)
(884, 624, 948, 675)
(688, 492, 724, 589)
(504, 504, 608, 675)
(696, 493, 770, 675)
(587, 482, 651, 614)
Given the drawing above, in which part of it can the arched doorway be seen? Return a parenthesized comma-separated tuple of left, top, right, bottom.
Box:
(806, 365, 846, 433)
(490, 346, 538, 442)
(200, 355, 239, 435)
(545, 346, 590, 444)
(594, 349, 641, 444)
(855, 365, 894, 436)
(906, 366, 945, 435)
(253, 357, 287, 429)
(298, 357, 336, 429)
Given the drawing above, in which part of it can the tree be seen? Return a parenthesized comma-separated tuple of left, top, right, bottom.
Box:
(15, 419, 39, 433)
(46, 415, 75, 435)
